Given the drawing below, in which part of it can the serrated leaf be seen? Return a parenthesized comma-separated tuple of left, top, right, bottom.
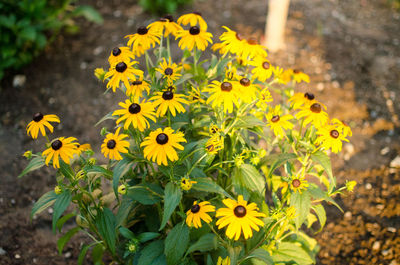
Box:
(246, 248, 274, 265)
(272, 242, 313, 265)
(290, 191, 311, 229)
(57, 227, 80, 254)
(164, 223, 189, 265)
(233, 164, 265, 194)
(95, 208, 117, 255)
(186, 233, 217, 254)
(59, 161, 75, 180)
(31, 190, 57, 218)
(52, 190, 72, 233)
(311, 151, 335, 192)
(138, 240, 166, 265)
(192, 177, 232, 198)
(312, 204, 326, 232)
(18, 155, 45, 178)
(160, 183, 182, 230)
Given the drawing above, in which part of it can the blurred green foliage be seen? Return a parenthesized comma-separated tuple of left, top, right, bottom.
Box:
(139, 0, 192, 16)
(0, 0, 103, 80)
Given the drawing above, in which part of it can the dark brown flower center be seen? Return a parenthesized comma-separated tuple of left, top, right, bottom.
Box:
(191, 204, 200, 213)
(189, 26, 200, 35)
(240, 78, 250, 86)
(164, 67, 173, 75)
(310, 103, 321, 113)
(234, 205, 247, 217)
(107, 140, 116, 149)
(112, 47, 121, 56)
(271, 115, 280, 122)
(182, 179, 186, 184)
(132, 80, 143, 86)
(304, 92, 315, 100)
(137, 26, 148, 35)
(156, 133, 168, 145)
(293, 69, 300, 74)
(247, 38, 258, 45)
(162, 91, 174, 100)
(116, 62, 127, 73)
(129, 103, 141, 114)
(236, 32, 244, 41)
(330, 130, 339, 138)
(33, 112, 43, 122)
(292, 179, 301, 188)
(220, 82, 232, 92)
(159, 18, 168, 22)
(262, 61, 270, 69)
(51, 140, 62, 151)
(163, 14, 174, 22)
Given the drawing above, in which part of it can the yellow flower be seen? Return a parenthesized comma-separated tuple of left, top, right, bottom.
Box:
(180, 177, 197, 191)
(187, 86, 205, 104)
(288, 92, 316, 110)
(155, 57, 182, 85)
(112, 99, 156, 131)
(141, 127, 186, 166)
(219, 26, 246, 55)
(150, 88, 189, 117)
(75, 170, 86, 180)
(118, 184, 127, 195)
(209, 124, 220, 135)
(211, 42, 227, 55)
(241, 38, 267, 59)
(105, 61, 143, 93)
(148, 16, 182, 37)
(126, 79, 150, 100)
(125, 26, 160, 50)
(205, 135, 224, 154)
(266, 105, 294, 138)
(249, 56, 273, 82)
(94, 68, 106, 82)
(108, 47, 135, 66)
(234, 77, 258, 103)
(216, 195, 266, 240)
(75, 143, 91, 155)
(295, 102, 329, 128)
(26, 113, 60, 139)
(54, 185, 62, 195)
(23, 150, 32, 159)
(331, 118, 352, 137)
(217, 256, 231, 265)
(204, 80, 240, 113)
(290, 176, 309, 194)
(186, 201, 215, 228)
(346, 180, 357, 192)
(177, 12, 208, 30)
(292, 69, 310, 83)
(316, 123, 349, 153)
(256, 88, 273, 111)
(176, 26, 213, 51)
(101, 127, 130, 160)
(42, 137, 78, 168)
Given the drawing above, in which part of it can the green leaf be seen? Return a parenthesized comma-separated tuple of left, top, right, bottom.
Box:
(72, 5, 103, 24)
(160, 183, 182, 230)
(116, 197, 134, 226)
(119, 226, 135, 240)
(264, 153, 297, 179)
(31, 190, 57, 218)
(233, 164, 265, 194)
(57, 227, 80, 254)
(164, 223, 189, 265)
(59, 161, 75, 180)
(272, 242, 313, 265)
(247, 248, 274, 265)
(95, 208, 117, 255)
(308, 185, 343, 212)
(92, 243, 105, 264)
(311, 204, 326, 232)
(18, 155, 45, 178)
(127, 184, 163, 205)
(186, 233, 217, 254)
(235, 115, 264, 128)
(56, 213, 76, 232)
(95, 111, 116, 126)
(192, 177, 232, 198)
(175, 73, 193, 86)
(138, 232, 160, 243)
(84, 165, 113, 179)
(52, 190, 72, 232)
(113, 155, 134, 197)
(78, 244, 90, 265)
(19, 27, 36, 41)
(311, 151, 335, 192)
(138, 240, 166, 265)
(290, 191, 311, 229)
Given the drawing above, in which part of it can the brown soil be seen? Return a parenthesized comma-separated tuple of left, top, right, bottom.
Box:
(0, 0, 399, 264)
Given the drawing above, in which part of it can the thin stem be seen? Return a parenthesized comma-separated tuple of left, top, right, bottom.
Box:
(158, 34, 164, 61)
(186, 153, 207, 177)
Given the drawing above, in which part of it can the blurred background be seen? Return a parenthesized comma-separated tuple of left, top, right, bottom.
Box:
(0, 0, 399, 264)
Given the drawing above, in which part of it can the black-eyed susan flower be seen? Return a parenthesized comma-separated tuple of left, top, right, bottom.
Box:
(249, 56, 273, 82)
(186, 201, 215, 228)
(150, 88, 189, 117)
(108, 47, 135, 66)
(217, 256, 231, 265)
(241, 38, 267, 59)
(176, 26, 213, 51)
(105, 61, 143, 92)
(187, 86, 205, 104)
(148, 15, 182, 37)
(288, 92, 316, 110)
(234, 77, 258, 103)
(266, 105, 294, 138)
(125, 26, 160, 50)
(112, 99, 156, 131)
(155, 57, 182, 85)
(26, 113, 60, 139)
(296, 101, 329, 128)
(42, 137, 78, 168)
(205, 135, 224, 155)
(204, 80, 239, 113)
(216, 195, 266, 240)
(292, 69, 310, 83)
(180, 177, 197, 191)
(101, 128, 130, 160)
(118, 184, 127, 195)
(290, 176, 309, 194)
(23, 150, 32, 159)
(54, 185, 62, 195)
(75, 143, 91, 155)
(256, 88, 273, 111)
(211, 42, 227, 55)
(209, 124, 220, 135)
(332, 118, 352, 137)
(316, 123, 349, 153)
(140, 127, 186, 165)
(219, 26, 246, 55)
(126, 79, 150, 100)
(177, 12, 208, 30)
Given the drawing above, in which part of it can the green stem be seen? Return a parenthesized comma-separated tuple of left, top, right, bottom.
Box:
(186, 153, 207, 177)
(158, 34, 164, 61)
(167, 36, 171, 58)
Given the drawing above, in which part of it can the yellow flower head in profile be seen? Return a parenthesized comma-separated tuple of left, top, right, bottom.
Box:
(126, 79, 150, 100)
(217, 256, 231, 265)
(219, 26, 246, 55)
(141, 127, 186, 166)
(290, 176, 309, 194)
(26, 113, 60, 139)
(234, 77, 258, 103)
(256, 88, 273, 111)
(186, 201, 215, 228)
(125, 26, 160, 50)
(101, 127, 130, 161)
(346, 180, 357, 192)
(156, 57, 182, 85)
(54, 185, 62, 195)
(42, 137, 78, 168)
(177, 12, 208, 30)
(205, 135, 224, 155)
(331, 118, 352, 137)
(249, 56, 273, 82)
(176, 26, 213, 51)
(216, 195, 266, 240)
(108, 47, 135, 66)
(150, 88, 189, 117)
(118, 184, 127, 195)
(94, 68, 106, 82)
(241, 38, 267, 59)
(211, 42, 227, 55)
(148, 15, 182, 37)
(288, 92, 316, 110)
(180, 177, 197, 191)
(204, 80, 240, 113)
(209, 124, 220, 135)
(112, 99, 156, 131)
(187, 86, 205, 104)
(105, 61, 143, 93)
(266, 105, 294, 138)
(75, 143, 91, 155)
(296, 101, 329, 128)
(292, 69, 310, 83)
(316, 123, 349, 153)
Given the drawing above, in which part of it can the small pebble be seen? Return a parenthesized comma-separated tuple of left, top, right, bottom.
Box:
(0, 247, 6, 255)
(80, 62, 88, 70)
(344, 211, 352, 219)
(387, 227, 396, 233)
(15, 254, 21, 259)
(381, 249, 390, 256)
(48, 208, 53, 214)
(380, 147, 390, 155)
(365, 183, 372, 190)
(11, 199, 16, 204)
(372, 241, 381, 251)
(389, 156, 400, 168)
(13, 75, 26, 87)
(93, 46, 104, 56)
(64, 252, 72, 258)
(33, 258, 37, 263)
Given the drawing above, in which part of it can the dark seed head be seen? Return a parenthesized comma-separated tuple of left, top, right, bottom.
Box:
(330, 130, 339, 138)
(132, 80, 143, 86)
(310, 103, 321, 113)
(293, 69, 300, 74)
(33, 112, 43, 122)
(292, 179, 301, 188)
(236, 32, 244, 41)
(137, 26, 148, 35)
(116, 62, 127, 73)
(159, 18, 168, 22)
(156, 133, 168, 145)
(189, 26, 200, 35)
(234, 205, 247, 218)
(163, 14, 174, 22)
(182, 179, 186, 184)
(129, 103, 141, 114)
(51, 140, 62, 151)
(262, 61, 270, 69)
(247, 38, 258, 45)
(240, 78, 250, 87)
(162, 91, 174, 100)
(304, 92, 315, 100)
(220, 82, 232, 92)
(164, 67, 173, 75)
(112, 47, 121, 56)
(191, 204, 200, 213)
(107, 139, 116, 149)
(271, 115, 280, 122)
